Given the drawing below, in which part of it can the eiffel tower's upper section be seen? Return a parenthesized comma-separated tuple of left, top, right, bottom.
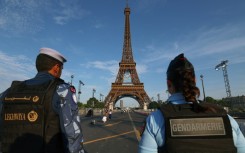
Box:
(121, 6, 135, 64)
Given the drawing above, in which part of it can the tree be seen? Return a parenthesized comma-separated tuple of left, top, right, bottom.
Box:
(95, 102, 105, 108)
(148, 101, 160, 109)
(205, 96, 228, 107)
(77, 102, 84, 108)
(86, 97, 104, 108)
(205, 96, 217, 103)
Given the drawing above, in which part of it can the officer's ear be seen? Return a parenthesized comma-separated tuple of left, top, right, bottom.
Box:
(167, 80, 172, 88)
(167, 80, 175, 94)
(49, 64, 62, 78)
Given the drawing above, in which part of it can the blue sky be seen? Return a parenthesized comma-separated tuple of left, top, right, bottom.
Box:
(0, 0, 245, 107)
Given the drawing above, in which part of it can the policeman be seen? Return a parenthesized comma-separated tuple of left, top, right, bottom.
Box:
(139, 53, 245, 153)
(0, 48, 86, 153)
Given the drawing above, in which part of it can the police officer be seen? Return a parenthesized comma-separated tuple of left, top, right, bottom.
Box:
(0, 48, 86, 153)
(139, 53, 245, 153)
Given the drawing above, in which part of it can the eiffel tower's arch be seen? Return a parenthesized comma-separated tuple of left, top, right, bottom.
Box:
(105, 83, 150, 110)
(104, 5, 151, 110)
(115, 97, 139, 107)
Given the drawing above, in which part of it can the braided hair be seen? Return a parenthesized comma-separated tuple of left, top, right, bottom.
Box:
(167, 53, 206, 112)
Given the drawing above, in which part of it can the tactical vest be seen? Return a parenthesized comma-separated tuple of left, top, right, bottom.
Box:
(1, 79, 65, 153)
(159, 103, 237, 153)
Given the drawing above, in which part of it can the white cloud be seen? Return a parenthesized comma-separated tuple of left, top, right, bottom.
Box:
(136, 64, 148, 74)
(53, 1, 90, 25)
(94, 23, 104, 29)
(0, 51, 35, 92)
(185, 25, 245, 57)
(0, 0, 46, 34)
(86, 60, 118, 76)
(140, 24, 245, 65)
(0, 0, 90, 33)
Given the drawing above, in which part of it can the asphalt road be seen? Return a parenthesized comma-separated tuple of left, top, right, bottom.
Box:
(80, 111, 147, 153)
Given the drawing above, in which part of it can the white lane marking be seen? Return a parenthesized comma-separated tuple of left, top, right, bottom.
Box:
(128, 112, 141, 142)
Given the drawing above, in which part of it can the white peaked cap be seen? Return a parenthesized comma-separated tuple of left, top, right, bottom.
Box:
(39, 48, 67, 63)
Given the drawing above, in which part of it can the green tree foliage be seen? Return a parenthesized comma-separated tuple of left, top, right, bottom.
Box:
(77, 102, 84, 108)
(205, 96, 217, 103)
(86, 97, 105, 108)
(77, 102, 88, 108)
(95, 102, 105, 108)
(205, 96, 228, 107)
(148, 101, 160, 109)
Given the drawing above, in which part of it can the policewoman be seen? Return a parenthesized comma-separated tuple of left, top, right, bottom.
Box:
(138, 53, 245, 153)
(0, 48, 86, 153)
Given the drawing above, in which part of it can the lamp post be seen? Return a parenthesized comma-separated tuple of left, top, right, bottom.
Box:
(92, 88, 96, 98)
(157, 93, 160, 103)
(215, 60, 231, 97)
(100, 93, 104, 102)
(78, 80, 84, 103)
(70, 75, 74, 85)
(200, 75, 206, 102)
(91, 88, 96, 108)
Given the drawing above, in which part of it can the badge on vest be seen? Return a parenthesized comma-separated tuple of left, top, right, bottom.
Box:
(4, 95, 40, 103)
(27, 110, 38, 122)
(169, 117, 226, 137)
(4, 110, 38, 122)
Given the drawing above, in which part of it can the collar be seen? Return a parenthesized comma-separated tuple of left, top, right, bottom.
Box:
(35, 72, 55, 79)
(167, 93, 187, 104)
(25, 72, 55, 85)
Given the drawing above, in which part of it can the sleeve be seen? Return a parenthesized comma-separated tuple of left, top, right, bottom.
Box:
(228, 115, 245, 153)
(138, 110, 165, 153)
(56, 84, 86, 153)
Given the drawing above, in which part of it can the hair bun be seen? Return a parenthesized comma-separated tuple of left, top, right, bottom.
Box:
(167, 53, 194, 75)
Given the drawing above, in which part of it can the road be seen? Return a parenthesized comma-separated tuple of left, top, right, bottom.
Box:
(80, 111, 147, 153)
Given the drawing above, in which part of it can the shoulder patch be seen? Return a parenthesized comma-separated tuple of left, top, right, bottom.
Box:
(70, 86, 76, 93)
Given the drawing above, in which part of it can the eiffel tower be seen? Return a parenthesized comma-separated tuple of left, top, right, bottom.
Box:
(104, 5, 151, 110)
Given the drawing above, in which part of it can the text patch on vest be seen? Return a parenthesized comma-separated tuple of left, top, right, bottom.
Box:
(170, 117, 226, 137)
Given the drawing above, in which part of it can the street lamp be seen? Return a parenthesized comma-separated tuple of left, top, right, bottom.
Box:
(78, 80, 84, 103)
(157, 93, 160, 103)
(92, 88, 96, 98)
(70, 75, 74, 85)
(100, 93, 104, 102)
(215, 60, 231, 97)
(200, 75, 206, 102)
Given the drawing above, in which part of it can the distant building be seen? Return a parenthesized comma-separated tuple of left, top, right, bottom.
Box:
(120, 100, 124, 108)
(223, 95, 245, 109)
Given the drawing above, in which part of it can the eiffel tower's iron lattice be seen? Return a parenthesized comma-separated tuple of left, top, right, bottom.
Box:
(104, 6, 151, 110)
